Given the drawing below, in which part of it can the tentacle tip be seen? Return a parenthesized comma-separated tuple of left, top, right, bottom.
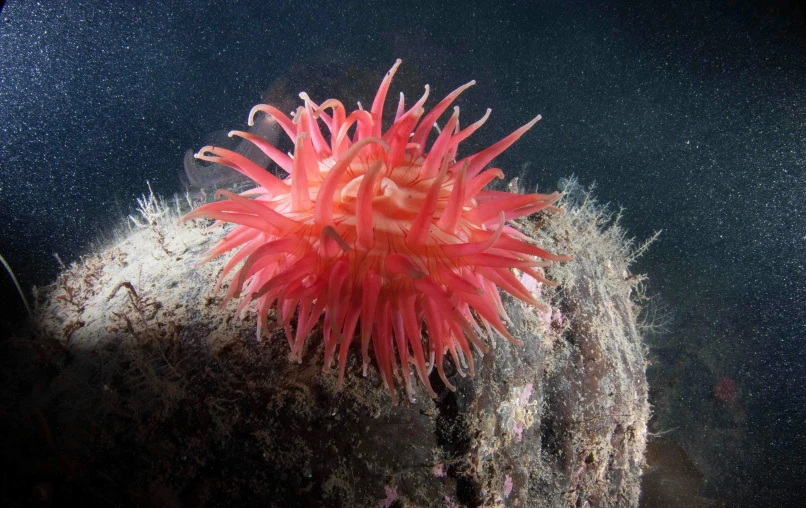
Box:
(247, 104, 262, 126)
(386, 59, 402, 75)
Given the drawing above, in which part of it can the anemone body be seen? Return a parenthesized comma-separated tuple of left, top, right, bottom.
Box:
(183, 60, 571, 404)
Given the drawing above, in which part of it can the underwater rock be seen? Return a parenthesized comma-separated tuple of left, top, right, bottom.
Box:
(14, 182, 649, 507)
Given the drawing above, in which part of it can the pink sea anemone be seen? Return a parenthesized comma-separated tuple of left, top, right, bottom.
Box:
(182, 60, 571, 404)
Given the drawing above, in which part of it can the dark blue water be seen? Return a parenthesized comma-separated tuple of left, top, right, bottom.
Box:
(1, 1, 804, 505)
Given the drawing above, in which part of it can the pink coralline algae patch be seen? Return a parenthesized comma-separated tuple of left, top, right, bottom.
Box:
(519, 383, 533, 405)
(512, 419, 525, 442)
(443, 495, 460, 508)
(519, 268, 542, 296)
(378, 485, 398, 508)
(537, 305, 553, 332)
(498, 383, 537, 444)
(504, 474, 514, 498)
(518, 270, 553, 331)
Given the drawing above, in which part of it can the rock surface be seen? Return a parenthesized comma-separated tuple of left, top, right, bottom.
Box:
(5, 183, 649, 507)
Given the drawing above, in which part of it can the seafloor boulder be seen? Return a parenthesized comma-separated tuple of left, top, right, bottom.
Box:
(7, 181, 649, 507)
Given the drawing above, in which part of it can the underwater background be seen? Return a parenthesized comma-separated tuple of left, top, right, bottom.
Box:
(0, 0, 804, 505)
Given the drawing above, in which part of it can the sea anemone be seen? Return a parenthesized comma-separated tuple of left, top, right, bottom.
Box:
(182, 60, 571, 404)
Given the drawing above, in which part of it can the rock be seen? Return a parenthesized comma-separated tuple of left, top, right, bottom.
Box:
(13, 181, 649, 507)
